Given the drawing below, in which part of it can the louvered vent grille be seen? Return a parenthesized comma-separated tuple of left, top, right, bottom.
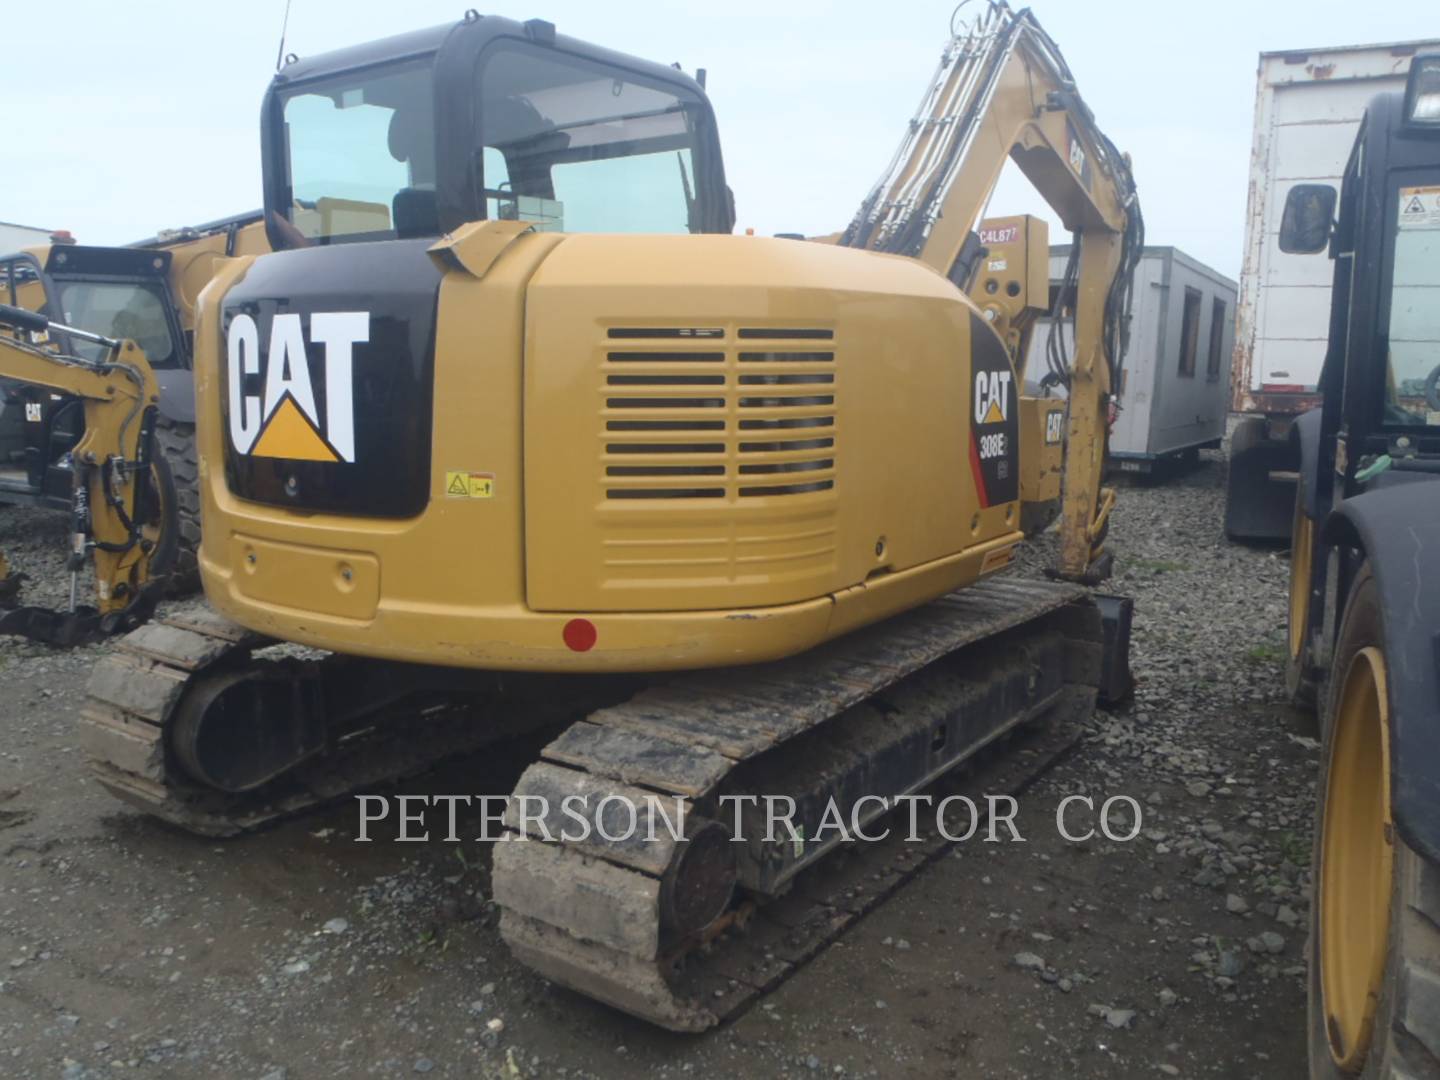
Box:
(602, 327, 836, 500)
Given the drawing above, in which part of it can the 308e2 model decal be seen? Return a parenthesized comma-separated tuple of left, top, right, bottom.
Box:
(967, 312, 1019, 508)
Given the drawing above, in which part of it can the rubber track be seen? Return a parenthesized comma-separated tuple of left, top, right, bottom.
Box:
(78, 600, 549, 836)
(494, 577, 1102, 1030)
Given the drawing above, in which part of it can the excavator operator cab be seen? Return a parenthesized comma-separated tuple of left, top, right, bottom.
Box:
(261, 14, 733, 251)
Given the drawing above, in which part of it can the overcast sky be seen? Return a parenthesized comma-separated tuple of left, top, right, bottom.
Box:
(5, 1, 1437, 278)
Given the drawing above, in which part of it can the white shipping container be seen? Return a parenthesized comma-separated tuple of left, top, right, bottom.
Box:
(1234, 39, 1440, 414)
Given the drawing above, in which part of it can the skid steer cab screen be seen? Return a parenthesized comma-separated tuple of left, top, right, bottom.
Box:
(54, 281, 179, 369)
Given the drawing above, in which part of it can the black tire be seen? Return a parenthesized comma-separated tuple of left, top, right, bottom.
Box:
(1286, 483, 1320, 710)
(1308, 564, 1440, 1079)
(152, 419, 201, 592)
(145, 447, 180, 578)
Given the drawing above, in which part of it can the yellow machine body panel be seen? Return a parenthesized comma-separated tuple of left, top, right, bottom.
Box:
(159, 221, 270, 332)
(968, 215, 1051, 352)
(523, 234, 1015, 612)
(1019, 396, 1065, 512)
(193, 232, 1024, 672)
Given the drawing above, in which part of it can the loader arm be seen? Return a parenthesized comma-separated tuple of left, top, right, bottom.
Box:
(842, 0, 1143, 581)
(0, 303, 163, 641)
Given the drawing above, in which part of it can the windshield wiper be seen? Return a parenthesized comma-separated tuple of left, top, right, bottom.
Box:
(540, 102, 689, 136)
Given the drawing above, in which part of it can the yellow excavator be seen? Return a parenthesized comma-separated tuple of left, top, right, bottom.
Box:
(78, 2, 1142, 1028)
(0, 214, 270, 641)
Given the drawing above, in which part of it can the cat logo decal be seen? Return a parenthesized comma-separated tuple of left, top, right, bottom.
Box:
(226, 312, 369, 463)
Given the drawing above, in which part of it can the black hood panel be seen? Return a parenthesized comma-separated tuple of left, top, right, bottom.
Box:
(219, 238, 441, 518)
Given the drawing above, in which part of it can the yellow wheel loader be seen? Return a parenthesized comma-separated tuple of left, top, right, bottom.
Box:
(80, 2, 1142, 1028)
(0, 215, 271, 638)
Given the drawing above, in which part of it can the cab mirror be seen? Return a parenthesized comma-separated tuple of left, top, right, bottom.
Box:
(1279, 184, 1336, 254)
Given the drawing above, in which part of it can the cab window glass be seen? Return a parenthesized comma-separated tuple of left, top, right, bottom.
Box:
(281, 59, 436, 243)
(476, 42, 703, 234)
(55, 281, 177, 368)
(1384, 183, 1440, 426)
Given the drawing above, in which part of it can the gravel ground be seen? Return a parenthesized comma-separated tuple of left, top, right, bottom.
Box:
(0, 450, 1317, 1078)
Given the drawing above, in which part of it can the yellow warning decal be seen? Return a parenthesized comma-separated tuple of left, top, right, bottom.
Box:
(1399, 185, 1440, 230)
(445, 471, 495, 499)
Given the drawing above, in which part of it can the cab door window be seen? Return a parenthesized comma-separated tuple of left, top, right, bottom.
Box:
(1383, 181, 1440, 426)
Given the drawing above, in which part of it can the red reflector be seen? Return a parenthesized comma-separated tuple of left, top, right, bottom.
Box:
(562, 618, 597, 652)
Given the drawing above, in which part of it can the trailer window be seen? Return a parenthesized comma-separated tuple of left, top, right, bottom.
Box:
(1178, 287, 1201, 378)
(1206, 297, 1226, 381)
(1384, 184, 1440, 426)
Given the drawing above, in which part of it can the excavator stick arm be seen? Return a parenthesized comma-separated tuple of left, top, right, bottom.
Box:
(841, 0, 1143, 581)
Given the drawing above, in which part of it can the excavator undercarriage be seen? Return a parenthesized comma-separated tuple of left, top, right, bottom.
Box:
(82, 577, 1101, 1027)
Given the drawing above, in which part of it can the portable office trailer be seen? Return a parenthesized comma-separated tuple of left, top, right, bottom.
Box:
(1026, 246, 1238, 473)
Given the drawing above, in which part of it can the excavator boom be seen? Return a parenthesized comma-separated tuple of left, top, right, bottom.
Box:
(843, 0, 1143, 580)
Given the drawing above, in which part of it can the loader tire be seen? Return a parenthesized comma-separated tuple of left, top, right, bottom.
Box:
(152, 419, 201, 592)
(1286, 483, 1320, 711)
(1308, 564, 1440, 1079)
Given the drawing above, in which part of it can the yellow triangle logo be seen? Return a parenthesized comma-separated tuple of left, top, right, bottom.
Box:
(252, 397, 339, 462)
(982, 399, 1005, 424)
